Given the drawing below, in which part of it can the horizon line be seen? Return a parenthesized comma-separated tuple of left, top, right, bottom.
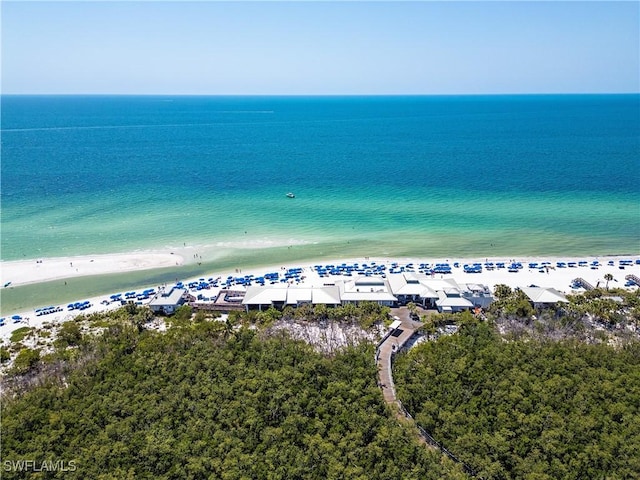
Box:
(2, 92, 639, 97)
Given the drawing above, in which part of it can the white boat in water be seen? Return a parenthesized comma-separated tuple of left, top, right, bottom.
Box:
(286, 192, 295, 198)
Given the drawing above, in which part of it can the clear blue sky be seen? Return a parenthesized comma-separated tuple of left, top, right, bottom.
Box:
(2, 1, 638, 95)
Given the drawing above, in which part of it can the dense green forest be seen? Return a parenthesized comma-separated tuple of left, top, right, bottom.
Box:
(3, 290, 640, 479)
(394, 321, 640, 479)
(1, 313, 464, 479)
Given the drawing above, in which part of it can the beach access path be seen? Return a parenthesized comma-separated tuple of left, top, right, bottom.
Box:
(377, 307, 422, 405)
(377, 308, 479, 476)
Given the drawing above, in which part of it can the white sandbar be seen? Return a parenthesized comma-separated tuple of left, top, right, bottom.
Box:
(0, 252, 185, 287)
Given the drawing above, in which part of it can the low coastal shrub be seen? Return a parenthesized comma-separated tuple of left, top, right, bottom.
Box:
(11, 347, 40, 374)
(10, 327, 32, 344)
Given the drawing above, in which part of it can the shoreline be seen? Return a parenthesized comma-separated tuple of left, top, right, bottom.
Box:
(4, 249, 639, 289)
(0, 251, 187, 288)
(1, 252, 638, 342)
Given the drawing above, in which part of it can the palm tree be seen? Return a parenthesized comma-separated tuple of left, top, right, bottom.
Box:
(604, 273, 614, 290)
(407, 302, 418, 320)
(421, 316, 436, 340)
(223, 312, 240, 339)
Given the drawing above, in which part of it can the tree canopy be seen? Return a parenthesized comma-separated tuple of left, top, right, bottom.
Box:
(2, 313, 464, 479)
(394, 322, 640, 479)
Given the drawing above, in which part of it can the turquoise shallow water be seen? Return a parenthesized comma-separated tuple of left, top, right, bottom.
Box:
(1, 94, 639, 312)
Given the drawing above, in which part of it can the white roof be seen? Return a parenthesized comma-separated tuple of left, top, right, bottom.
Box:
(286, 288, 313, 305)
(419, 277, 461, 291)
(312, 286, 341, 305)
(389, 319, 402, 330)
(436, 296, 474, 308)
(464, 283, 488, 293)
(388, 273, 430, 296)
(420, 285, 440, 298)
(243, 286, 287, 305)
(149, 287, 186, 307)
(243, 285, 342, 306)
(351, 276, 387, 287)
(444, 287, 462, 296)
(521, 287, 569, 304)
(338, 278, 397, 303)
(340, 291, 398, 302)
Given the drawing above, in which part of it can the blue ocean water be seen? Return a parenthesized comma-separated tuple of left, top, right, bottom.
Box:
(2, 94, 639, 265)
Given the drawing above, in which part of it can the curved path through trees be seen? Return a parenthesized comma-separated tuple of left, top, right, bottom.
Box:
(377, 307, 478, 477)
(377, 307, 421, 406)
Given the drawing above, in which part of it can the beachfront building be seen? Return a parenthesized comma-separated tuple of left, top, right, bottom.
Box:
(148, 287, 188, 315)
(387, 273, 494, 311)
(433, 282, 494, 312)
(307, 286, 342, 307)
(335, 276, 397, 307)
(243, 285, 341, 311)
(243, 287, 287, 311)
(387, 273, 438, 307)
(435, 289, 475, 313)
(238, 272, 493, 312)
(461, 283, 495, 310)
(521, 287, 569, 309)
(191, 289, 246, 314)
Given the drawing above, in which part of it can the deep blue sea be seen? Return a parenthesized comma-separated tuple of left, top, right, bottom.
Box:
(2, 94, 639, 265)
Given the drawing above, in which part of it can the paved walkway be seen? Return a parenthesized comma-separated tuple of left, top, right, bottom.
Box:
(377, 307, 478, 477)
(377, 307, 423, 406)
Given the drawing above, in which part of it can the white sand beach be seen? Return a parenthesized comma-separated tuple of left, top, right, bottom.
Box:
(0, 252, 185, 287)
(1, 254, 638, 342)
